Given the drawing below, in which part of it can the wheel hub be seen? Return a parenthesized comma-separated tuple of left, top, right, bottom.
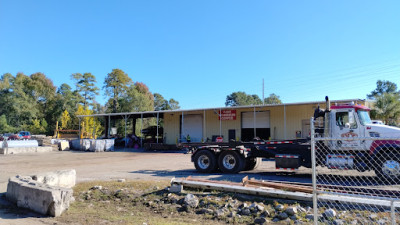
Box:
(223, 155, 236, 170)
(382, 160, 400, 178)
(198, 155, 210, 169)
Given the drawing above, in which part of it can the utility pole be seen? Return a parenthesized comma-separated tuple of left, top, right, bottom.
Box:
(262, 78, 265, 105)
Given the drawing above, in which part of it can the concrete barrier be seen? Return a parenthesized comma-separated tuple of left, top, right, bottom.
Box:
(70, 139, 115, 152)
(6, 169, 76, 217)
(105, 139, 115, 151)
(70, 139, 81, 150)
(5, 140, 39, 148)
(89, 139, 105, 152)
(0, 146, 53, 155)
(58, 141, 70, 151)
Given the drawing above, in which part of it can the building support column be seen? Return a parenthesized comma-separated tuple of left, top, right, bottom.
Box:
(108, 116, 111, 138)
(181, 111, 184, 142)
(203, 110, 206, 142)
(156, 112, 159, 144)
(284, 104, 287, 139)
(141, 113, 143, 147)
(219, 108, 222, 138)
(253, 107, 257, 139)
(78, 117, 81, 139)
(124, 115, 128, 148)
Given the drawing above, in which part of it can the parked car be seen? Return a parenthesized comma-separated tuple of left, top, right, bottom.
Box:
(18, 131, 31, 139)
(3, 133, 20, 140)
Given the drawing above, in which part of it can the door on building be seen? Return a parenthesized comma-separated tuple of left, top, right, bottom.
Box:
(228, 129, 236, 141)
(302, 119, 310, 138)
(241, 111, 270, 141)
(180, 114, 203, 142)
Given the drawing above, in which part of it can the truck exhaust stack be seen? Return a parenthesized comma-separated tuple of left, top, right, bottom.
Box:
(325, 96, 330, 111)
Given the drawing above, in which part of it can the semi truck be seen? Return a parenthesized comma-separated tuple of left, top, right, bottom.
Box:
(183, 97, 400, 181)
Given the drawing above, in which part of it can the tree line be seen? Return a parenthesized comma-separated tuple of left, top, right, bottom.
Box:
(0, 69, 180, 135)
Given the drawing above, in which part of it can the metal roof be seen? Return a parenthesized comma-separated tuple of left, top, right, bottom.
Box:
(76, 98, 369, 118)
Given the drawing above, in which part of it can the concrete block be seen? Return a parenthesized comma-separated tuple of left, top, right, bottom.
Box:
(169, 184, 183, 193)
(89, 139, 105, 152)
(70, 139, 81, 150)
(32, 169, 76, 188)
(58, 141, 70, 151)
(6, 175, 73, 217)
(104, 139, 115, 151)
(81, 139, 91, 151)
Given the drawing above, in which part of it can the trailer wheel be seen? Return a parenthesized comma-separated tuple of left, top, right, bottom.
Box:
(193, 150, 217, 173)
(374, 153, 400, 183)
(243, 157, 262, 171)
(218, 151, 245, 173)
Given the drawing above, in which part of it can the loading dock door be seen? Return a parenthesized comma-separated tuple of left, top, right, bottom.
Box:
(181, 114, 203, 142)
(241, 111, 270, 141)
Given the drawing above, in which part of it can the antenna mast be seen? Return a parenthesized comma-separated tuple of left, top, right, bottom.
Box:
(262, 78, 265, 105)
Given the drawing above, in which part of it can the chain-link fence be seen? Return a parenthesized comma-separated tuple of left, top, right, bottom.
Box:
(311, 118, 400, 225)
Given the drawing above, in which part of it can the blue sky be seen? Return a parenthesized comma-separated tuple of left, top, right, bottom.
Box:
(1, 1, 399, 109)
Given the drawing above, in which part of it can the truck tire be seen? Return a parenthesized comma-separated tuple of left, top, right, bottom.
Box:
(218, 151, 245, 174)
(243, 157, 262, 171)
(193, 150, 217, 173)
(374, 153, 400, 183)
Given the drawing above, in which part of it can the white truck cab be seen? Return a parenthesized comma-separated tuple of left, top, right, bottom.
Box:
(325, 103, 400, 151)
(314, 97, 400, 180)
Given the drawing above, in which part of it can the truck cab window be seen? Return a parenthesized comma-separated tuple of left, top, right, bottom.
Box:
(336, 112, 357, 129)
(336, 112, 348, 127)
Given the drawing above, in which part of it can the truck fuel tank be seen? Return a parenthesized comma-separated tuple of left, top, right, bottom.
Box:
(326, 154, 354, 170)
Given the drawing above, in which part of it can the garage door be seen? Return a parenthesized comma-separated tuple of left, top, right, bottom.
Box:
(242, 111, 270, 128)
(241, 111, 270, 141)
(181, 114, 203, 142)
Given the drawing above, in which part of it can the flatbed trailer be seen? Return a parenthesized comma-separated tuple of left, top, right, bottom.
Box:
(182, 139, 312, 174)
(183, 97, 400, 182)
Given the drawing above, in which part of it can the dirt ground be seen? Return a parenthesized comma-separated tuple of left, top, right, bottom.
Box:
(0, 148, 312, 225)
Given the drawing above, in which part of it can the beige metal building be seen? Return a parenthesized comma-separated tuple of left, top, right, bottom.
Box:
(162, 99, 372, 144)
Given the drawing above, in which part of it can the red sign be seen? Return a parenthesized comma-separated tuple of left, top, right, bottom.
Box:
(216, 137, 223, 142)
(219, 110, 236, 120)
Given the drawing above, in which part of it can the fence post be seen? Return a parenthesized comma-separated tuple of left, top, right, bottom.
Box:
(391, 200, 396, 225)
(310, 117, 318, 225)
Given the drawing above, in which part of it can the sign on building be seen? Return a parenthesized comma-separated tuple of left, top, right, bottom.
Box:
(219, 110, 236, 120)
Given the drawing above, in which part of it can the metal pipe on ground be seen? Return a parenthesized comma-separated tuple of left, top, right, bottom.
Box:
(171, 176, 400, 209)
(171, 177, 312, 202)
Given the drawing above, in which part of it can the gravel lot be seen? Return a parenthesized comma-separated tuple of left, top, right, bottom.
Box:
(0, 148, 312, 224)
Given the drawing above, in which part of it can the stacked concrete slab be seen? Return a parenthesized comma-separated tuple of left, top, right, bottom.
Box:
(6, 169, 76, 217)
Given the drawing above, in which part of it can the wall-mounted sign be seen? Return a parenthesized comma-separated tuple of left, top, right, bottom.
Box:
(219, 110, 236, 120)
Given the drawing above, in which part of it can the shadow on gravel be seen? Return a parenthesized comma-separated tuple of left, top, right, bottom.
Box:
(0, 193, 45, 220)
